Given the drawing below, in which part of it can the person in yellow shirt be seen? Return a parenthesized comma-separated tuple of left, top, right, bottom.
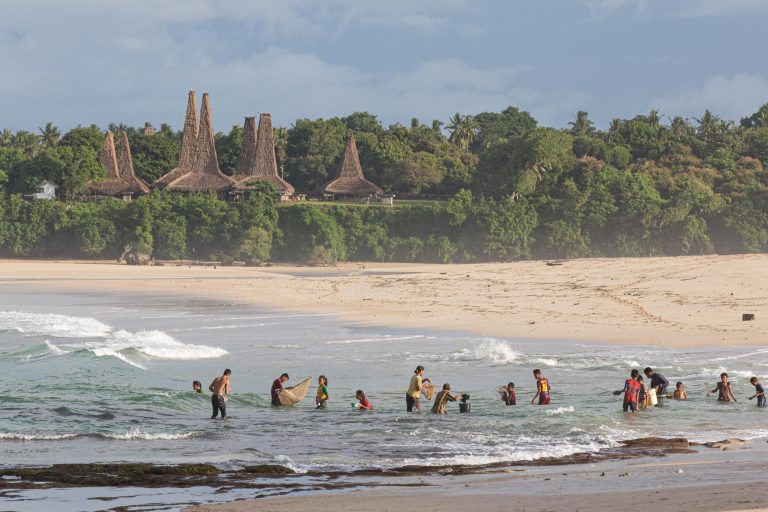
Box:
(406, 365, 431, 412)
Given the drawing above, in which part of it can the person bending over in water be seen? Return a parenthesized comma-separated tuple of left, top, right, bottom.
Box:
(431, 383, 459, 414)
(614, 369, 641, 413)
(315, 375, 329, 409)
(673, 381, 687, 400)
(208, 369, 231, 419)
(271, 373, 289, 406)
(708, 373, 738, 402)
(193, 380, 203, 394)
(749, 377, 765, 407)
(496, 382, 516, 406)
(644, 367, 669, 407)
(355, 390, 373, 410)
(406, 366, 431, 412)
(531, 369, 551, 405)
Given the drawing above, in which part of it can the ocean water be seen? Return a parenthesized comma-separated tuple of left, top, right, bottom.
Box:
(1, 288, 767, 475)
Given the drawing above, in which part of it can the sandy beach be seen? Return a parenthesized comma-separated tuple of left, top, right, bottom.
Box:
(1, 254, 766, 348)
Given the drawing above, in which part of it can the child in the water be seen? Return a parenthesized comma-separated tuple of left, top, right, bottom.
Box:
(708, 373, 737, 402)
(355, 390, 373, 410)
(192, 381, 203, 394)
(673, 381, 687, 400)
(749, 377, 765, 407)
(315, 375, 329, 409)
(496, 382, 516, 406)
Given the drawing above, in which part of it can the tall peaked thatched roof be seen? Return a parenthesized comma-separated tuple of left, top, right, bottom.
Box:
(87, 131, 131, 197)
(322, 137, 382, 196)
(153, 90, 199, 189)
(166, 93, 234, 193)
(117, 132, 151, 195)
(232, 114, 294, 194)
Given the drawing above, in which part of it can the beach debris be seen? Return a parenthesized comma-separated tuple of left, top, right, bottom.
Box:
(676, 468, 684, 474)
(437, 468, 453, 475)
(742, 313, 755, 321)
(600, 472, 605, 476)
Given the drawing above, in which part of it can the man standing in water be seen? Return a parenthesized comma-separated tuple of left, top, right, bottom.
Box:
(644, 367, 669, 407)
(406, 366, 430, 412)
(209, 369, 231, 419)
(271, 373, 289, 406)
(531, 369, 551, 405)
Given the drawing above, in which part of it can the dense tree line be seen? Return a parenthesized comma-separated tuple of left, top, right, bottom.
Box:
(0, 104, 767, 262)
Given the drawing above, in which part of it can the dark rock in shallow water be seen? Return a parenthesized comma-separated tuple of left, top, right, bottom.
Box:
(239, 465, 295, 475)
(622, 437, 690, 448)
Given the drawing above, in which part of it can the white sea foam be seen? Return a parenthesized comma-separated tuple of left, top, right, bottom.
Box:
(104, 427, 197, 441)
(0, 311, 110, 338)
(460, 339, 520, 364)
(0, 432, 79, 441)
(323, 335, 428, 345)
(546, 405, 575, 415)
(273, 454, 307, 474)
(0, 310, 227, 367)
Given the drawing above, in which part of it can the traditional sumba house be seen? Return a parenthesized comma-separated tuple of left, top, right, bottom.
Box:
(87, 131, 132, 200)
(231, 114, 294, 199)
(116, 132, 151, 196)
(321, 137, 383, 199)
(163, 93, 234, 194)
(153, 90, 199, 189)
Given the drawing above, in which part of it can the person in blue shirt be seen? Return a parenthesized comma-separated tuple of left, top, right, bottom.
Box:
(749, 377, 765, 407)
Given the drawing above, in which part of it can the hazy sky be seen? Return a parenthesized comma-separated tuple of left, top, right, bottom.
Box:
(1, 0, 767, 132)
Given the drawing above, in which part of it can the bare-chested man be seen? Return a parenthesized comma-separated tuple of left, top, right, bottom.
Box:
(209, 369, 231, 419)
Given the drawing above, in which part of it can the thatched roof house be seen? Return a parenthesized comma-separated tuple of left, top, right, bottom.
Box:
(232, 114, 294, 194)
(87, 131, 132, 198)
(153, 90, 199, 189)
(321, 137, 382, 197)
(116, 132, 151, 196)
(164, 93, 234, 193)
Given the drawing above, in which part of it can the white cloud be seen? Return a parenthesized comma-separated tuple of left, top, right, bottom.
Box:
(582, 0, 768, 17)
(0, 1, 581, 132)
(650, 74, 768, 120)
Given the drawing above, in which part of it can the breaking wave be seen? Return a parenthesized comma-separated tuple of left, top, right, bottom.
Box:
(0, 311, 227, 368)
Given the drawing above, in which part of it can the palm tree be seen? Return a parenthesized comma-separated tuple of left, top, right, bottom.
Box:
(38, 122, 60, 148)
(0, 128, 12, 146)
(447, 113, 477, 152)
(273, 127, 289, 177)
(647, 110, 661, 131)
(12, 130, 40, 156)
(568, 111, 595, 136)
(431, 119, 444, 134)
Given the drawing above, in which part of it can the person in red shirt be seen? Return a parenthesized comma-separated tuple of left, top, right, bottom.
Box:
(615, 369, 641, 413)
(355, 390, 373, 410)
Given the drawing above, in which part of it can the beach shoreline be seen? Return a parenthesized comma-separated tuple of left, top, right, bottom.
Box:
(0, 254, 766, 348)
(183, 439, 768, 512)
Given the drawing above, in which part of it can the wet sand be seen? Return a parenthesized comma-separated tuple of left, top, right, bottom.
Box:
(0, 254, 766, 347)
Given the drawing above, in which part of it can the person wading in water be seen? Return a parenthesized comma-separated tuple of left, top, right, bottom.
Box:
(208, 369, 231, 419)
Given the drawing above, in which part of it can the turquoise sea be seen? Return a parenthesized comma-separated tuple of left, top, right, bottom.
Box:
(1, 288, 767, 509)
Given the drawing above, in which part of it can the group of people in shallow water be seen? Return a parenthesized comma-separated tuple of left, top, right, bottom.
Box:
(614, 368, 766, 414)
(192, 364, 767, 419)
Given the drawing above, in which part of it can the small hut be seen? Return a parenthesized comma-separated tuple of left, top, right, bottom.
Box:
(116, 132, 151, 197)
(25, 180, 58, 200)
(321, 137, 382, 200)
(153, 90, 199, 189)
(87, 131, 133, 200)
(231, 114, 294, 198)
(164, 93, 234, 194)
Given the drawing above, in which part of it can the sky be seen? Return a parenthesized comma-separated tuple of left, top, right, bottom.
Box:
(1, 0, 767, 133)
